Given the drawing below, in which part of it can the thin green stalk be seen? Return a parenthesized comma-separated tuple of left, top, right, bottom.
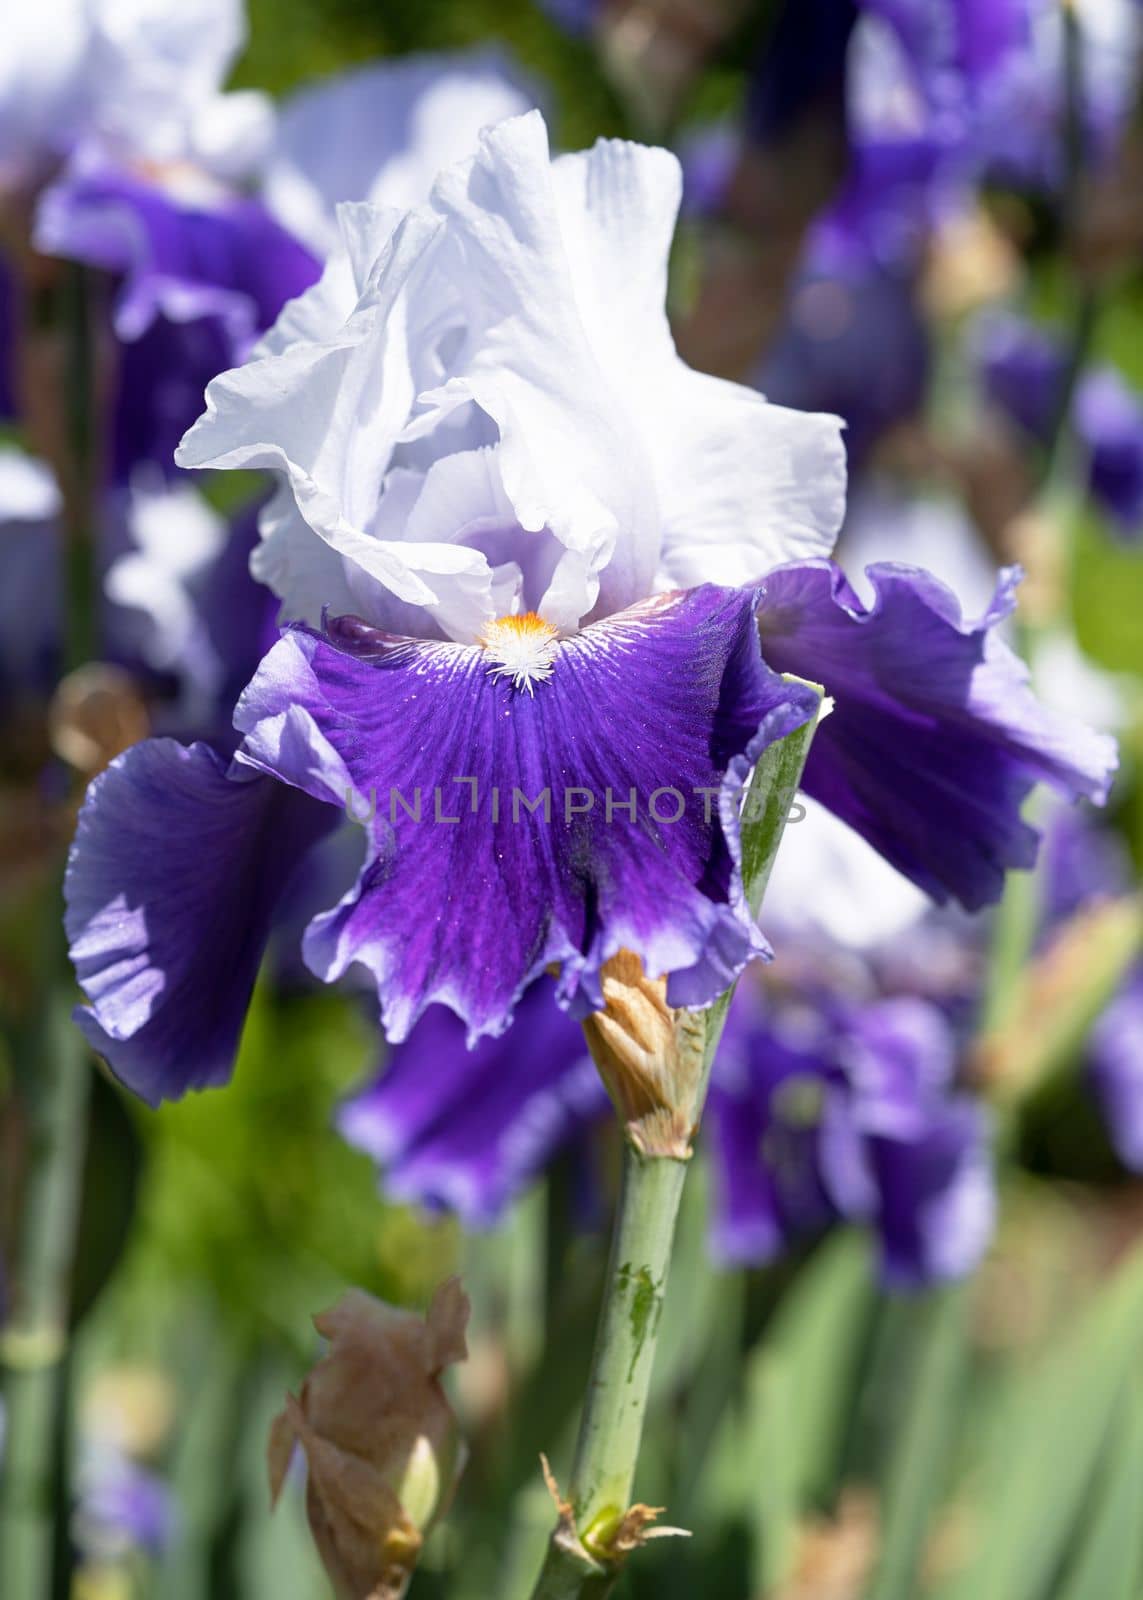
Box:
(567, 1150, 689, 1541)
(0, 1001, 91, 1598)
(527, 688, 824, 1600)
(0, 259, 97, 1599)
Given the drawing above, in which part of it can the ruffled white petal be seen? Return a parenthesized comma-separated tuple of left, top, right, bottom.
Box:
(422, 113, 668, 619)
(178, 108, 849, 637)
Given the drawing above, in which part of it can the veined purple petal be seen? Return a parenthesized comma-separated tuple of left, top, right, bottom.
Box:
(234, 584, 820, 1042)
(65, 739, 339, 1104)
(756, 560, 1117, 909)
(338, 979, 607, 1226)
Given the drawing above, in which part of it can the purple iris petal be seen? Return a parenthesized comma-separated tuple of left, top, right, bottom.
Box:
(112, 314, 235, 482)
(708, 1008, 838, 1263)
(1077, 370, 1143, 540)
(233, 585, 820, 1042)
(36, 159, 319, 481)
(0, 484, 62, 707)
(194, 499, 283, 726)
(810, 137, 948, 274)
(865, 0, 1032, 92)
(65, 739, 340, 1105)
(756, 560, 1117, 909)
(338, 979, 607, 1225)
(1039, 805, 1133, 928)
(36, 160, 318, 348)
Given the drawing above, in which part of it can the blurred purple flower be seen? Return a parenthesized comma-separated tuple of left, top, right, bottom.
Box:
(337, 970, 993, 1288)
(75, 1452, 176, 1559)
(758, 263, 929, 469)
(975, 312, 1143, 541)
(34, 158, 319, 482)
(708, 989, 994, 1286)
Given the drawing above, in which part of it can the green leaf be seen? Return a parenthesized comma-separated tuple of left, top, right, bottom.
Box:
(1070, 502, 1143, 675)
(1053, 1375, 1143, 1600)
(937, 1239, 1143, 1600)
(695, 1233, 875, 1593)
(864, 1286, 970, 1600)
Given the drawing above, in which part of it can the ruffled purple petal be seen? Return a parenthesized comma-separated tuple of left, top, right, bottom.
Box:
(756, 560, 1117, 909)
(338, 979, 607, 1225)
(234, 584, 820, 1042)
(65, 738, 338, 1104)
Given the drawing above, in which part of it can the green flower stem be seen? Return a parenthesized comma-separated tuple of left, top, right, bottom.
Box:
(0, 999, 91, 1599)
(567, 1148, 690, 1543)
(528, 685, 824, 1600)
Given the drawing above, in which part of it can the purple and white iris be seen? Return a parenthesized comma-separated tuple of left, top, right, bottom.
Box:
(65, 111, 1115, 1107)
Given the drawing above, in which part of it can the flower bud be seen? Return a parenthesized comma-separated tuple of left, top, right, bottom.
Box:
(582, 949, 707, 1159)
(268, 1278, 470, 1600)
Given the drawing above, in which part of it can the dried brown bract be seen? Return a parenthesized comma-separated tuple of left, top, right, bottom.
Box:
(582, 949, 707, 1158)
(269, 1279, 470, 1600)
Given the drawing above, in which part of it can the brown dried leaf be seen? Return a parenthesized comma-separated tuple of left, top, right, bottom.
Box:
(270, 1282, 469, 1600)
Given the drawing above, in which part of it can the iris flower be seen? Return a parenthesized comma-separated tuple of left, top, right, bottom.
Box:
(66, 113, 1114, 1105)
